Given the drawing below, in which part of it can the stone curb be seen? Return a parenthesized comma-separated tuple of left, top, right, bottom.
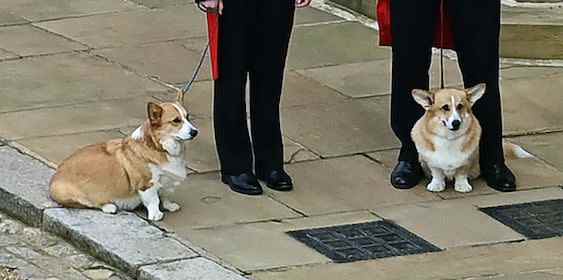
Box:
(0, 145, 249, 280)
(0, 146, 56, 227)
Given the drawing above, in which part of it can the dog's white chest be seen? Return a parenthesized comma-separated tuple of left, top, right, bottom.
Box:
(149, 156, 187, 188)
(421, 137, 474, 174)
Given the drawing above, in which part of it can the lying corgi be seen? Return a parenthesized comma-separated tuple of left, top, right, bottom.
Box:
(411, 84, 531, 193)
(50, 92, 198, 221)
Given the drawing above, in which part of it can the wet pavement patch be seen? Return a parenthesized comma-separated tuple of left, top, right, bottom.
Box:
(287, 221, 441, 263)
(481, 199, 563, 240)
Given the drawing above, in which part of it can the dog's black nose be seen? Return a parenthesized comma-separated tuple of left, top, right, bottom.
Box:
(190, 129, 199, 138)
(451, 120, 461, 131)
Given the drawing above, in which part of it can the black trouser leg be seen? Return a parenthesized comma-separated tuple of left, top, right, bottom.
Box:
(213, 0, 254, 175)
(447, 0, 504, 166)
(390, 0, 440, 162)
(250, 0, 295, 175)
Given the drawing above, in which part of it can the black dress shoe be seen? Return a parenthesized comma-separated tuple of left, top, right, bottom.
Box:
(222, 172, 263, 195)
(257, 170, 293, 191)
(390, 161, 423, 189)
(481, 163, 516, 192)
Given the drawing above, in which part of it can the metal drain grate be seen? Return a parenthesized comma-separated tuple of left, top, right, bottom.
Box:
(481, 199, 563, 240)
(287, 221, 441, 263)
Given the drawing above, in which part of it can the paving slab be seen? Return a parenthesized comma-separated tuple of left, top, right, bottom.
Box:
(367, 148, 563, 199)
(511, 132, 563, 172)
(156, 173, 300, 230)
(0, 0, 139, 22)
(287, 22, 389, 70)
(502, 5, 563, 25)
(461, 186, 563, 208)
(93, 40, 212, 84)
(36, 7, 205, 48)
(268, 156, 440, 216)
(15, 130, 124, 166)
(297, 59, 391, 98)
(177, 211, 378, 272)
(501, 65, 563, 81)
(0, 147, 56, 227)
(251, 237, 563, 280)
(154, 71, 348, 120)
(501, 24, 563, 59)
(181, 120, 318, 173)
(0, 11, 28, 26)
(139, 257, 248, 280)
(472, 271, 563, 280)
(282, 97, 399, 157)
(282, 71, 349, 108)
(0, 24, 86, 57)
(372, 199, 525, 249)
(502, 72, 563, 134)
(43, 208, 197, 277)
(294, 7, 343, 26)
(0, 53, 169, 113)
(0, 49, 18, 60)
(126, 0, 189, 9)
(0, 96, 158, 140)
(298, 55, 462, 98)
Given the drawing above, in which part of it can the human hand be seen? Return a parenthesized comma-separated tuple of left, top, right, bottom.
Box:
(296, 0, 312, 8)
(199, 0, 223, 14)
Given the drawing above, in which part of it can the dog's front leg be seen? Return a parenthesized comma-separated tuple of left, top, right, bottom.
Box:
(427, 167, 446, 192)
(454, 173, 472, 193)
(139, 186, 164, 221)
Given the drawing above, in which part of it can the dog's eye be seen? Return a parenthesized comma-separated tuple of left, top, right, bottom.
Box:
(441, 105, 450, 111)
(172, 117, 182, 124)
(456, 104, 464, 110)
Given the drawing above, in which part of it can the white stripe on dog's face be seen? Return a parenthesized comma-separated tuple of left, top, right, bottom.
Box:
(171, 103, 198, 141)
(445, 96, 462, 131)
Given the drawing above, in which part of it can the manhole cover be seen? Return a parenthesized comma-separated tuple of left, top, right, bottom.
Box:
(287, 221, 441, 263)
(481, 199, 563, 240)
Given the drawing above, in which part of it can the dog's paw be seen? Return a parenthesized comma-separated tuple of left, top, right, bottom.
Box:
(163, 201, 181, 212)
(454, 181, 473, 193)
(426, 180, 446, 192)
(101, 204, 118, 214)
(148, 210, 165, 221)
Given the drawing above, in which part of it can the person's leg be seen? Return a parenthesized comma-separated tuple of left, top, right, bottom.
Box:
(390, 0, 440, 188)
(213, 0, 263, 195)
(248, 0, 295, 190)
(448, 0, 515, 191)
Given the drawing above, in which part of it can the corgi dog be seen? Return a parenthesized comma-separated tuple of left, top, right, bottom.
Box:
(50, 92, 198, 221)
(411, 84, 532, 193)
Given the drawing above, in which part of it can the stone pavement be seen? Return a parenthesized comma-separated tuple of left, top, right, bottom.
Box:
(0, 211, 132, 280)
(0, 0, 563, 279)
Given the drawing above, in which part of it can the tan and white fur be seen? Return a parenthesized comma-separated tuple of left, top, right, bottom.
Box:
(411, 84, 532, 193)
(49, 92, 198, 221)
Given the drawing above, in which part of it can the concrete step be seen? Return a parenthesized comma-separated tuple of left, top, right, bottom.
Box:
(328, 0, 563, 59)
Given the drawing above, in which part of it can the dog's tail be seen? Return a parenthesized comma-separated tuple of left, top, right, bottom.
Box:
(503, 142, 534, 159)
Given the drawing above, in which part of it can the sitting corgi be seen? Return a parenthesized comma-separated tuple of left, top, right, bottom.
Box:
(50, 92, 198, 221)
(411, 84, 531, 193)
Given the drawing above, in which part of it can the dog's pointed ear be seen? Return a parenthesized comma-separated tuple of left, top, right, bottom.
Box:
(467, 83, 486, 105)
(412, 89, 434, 110)
(176, 90, 185, 104)
(147, 102, 163, 125)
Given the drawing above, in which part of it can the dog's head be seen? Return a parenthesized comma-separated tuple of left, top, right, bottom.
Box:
(412, 84, 486, 133)
(146, 101, 198, 141)
(132, 99, 198, 155)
